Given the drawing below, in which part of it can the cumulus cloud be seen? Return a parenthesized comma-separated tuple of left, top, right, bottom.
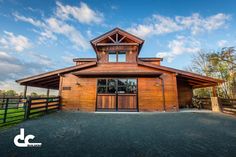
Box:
(46, 18, 89, 49)
(0, 31, 31, 52)
(127, 13, 230, 38)
(0, 51, 53, 82)
(56, 1, 104, 24)
(13, 1, 103, 50)
(156, 36, 201, 62)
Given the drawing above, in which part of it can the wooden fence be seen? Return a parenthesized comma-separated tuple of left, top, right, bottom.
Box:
(194, 97, 236, 115)
(0, 96, 61, 127)
(220, 98, 236, 115)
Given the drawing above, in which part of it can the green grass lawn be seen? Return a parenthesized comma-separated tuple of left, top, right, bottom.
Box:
(0, 107, 48, 128)
(0, 108, 25, 127)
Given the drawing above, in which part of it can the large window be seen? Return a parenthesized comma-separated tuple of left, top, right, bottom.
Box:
(108, 52, 126, 62)
(97, 78, 137, 94)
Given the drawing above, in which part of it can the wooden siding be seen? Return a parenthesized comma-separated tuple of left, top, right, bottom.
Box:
(177, 79, 193, 108)
(138, 74, 179, 111)
(59, 64, 179, 112)
(60, 74, 96, 111)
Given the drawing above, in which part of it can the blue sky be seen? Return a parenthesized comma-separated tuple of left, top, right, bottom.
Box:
(0, 0, 236, 93)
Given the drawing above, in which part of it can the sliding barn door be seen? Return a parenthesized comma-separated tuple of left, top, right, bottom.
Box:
(96, 78, 137, 111)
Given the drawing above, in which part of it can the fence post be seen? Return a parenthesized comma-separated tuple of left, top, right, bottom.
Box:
(45, 98, 49, 113)
(211, 97, 222, 112)
(3, 98, 9, 123)
(25, 97, 32, 120)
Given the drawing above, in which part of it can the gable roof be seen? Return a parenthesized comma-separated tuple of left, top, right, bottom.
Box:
(90, 27, 144, 44)
(90, 27, 144, 55)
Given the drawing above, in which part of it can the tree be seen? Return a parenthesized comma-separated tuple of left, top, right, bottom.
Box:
(4, 90, 18, 96)
(30, 92, 38, 97)
(186, 47, 236, 99)
(207, 47, 236, 98)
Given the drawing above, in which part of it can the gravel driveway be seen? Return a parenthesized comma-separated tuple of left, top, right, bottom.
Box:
(0, 111, 236, 157)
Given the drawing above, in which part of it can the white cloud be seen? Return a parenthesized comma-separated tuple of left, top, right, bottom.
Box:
(0, 51, 53, 82)
(217, 40, 229, 47)
(56, 1, 104, 24)
(176, 13, 231, 35)
(46, 17, 89, 50)
(27, 51, 53, 66)
(0, 31, 31, 52)
(61, 52, 76, 64)
(111, 5, 118, 10)
(13, 2, 95, 50)
(127, 25, 154, 38)
(127, 13, 230, 38)
(156, 36, 201, 62)
(13, 12, 45, 27)
(13, 15, 89, 50)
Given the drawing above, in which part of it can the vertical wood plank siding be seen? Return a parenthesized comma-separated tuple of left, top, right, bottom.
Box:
(61, 74, 96, 111)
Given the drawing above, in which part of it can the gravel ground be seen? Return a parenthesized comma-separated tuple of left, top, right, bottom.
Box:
(0, 111, 236, 157)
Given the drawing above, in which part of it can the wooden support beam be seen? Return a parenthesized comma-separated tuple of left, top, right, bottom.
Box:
(116, 33, 118, 42)
(192, 83, 217, 89)
(187, 79, 208, 84)
(108, 36, 115, 43)
(212, 86, 217, 97)
(119, 36, 126, 43)
(97, 43, 139, 46)
(47, 89, 50, 97)
(23, 85, 27, 98)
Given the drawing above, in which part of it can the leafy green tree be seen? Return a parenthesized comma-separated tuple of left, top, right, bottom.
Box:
(4, 90, 18, 96)
(186, 47, 236, 99)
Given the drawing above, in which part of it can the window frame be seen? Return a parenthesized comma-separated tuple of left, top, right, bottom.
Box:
(97, 78, 137, 94)
(108, 51, 126, 63)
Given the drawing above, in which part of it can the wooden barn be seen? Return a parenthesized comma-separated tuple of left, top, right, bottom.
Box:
(16, 28, 223, 112)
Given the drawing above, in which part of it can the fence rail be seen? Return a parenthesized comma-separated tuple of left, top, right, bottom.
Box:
(0, 96, 60, 127)
(193, 97, 236, 115)
(220, 98, 236, 115)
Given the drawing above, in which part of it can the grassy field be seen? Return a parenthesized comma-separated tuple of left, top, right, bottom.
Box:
(0, 108, 25, 127)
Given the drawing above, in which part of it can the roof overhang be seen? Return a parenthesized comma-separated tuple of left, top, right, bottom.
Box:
(16, 62, 97, 90)
(90, 27, 144, 55)
(138, 61, 223, 88)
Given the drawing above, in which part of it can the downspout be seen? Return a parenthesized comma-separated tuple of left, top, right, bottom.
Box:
(157, 75, 166, 111)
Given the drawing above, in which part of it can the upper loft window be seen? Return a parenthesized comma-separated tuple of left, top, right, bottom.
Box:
(108, 52, 126, 62)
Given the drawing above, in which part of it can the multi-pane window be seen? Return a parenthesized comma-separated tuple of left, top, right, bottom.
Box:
(108, 52, 126, 62)
(117, 79, 137, 94)
(97, 78, 137, 94)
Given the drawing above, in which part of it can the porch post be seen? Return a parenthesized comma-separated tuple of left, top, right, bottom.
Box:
(23, 85, 27, 98)
(212, 86, 217, 97)
(211, 86, 221, 112)
(47, 88, 50, 98)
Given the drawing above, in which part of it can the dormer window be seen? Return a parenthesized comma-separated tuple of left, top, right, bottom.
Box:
(108, 52, 126, 62)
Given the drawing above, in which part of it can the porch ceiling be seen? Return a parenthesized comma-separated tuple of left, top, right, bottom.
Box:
(16, 62, 97, 90)
(177, 75, 218, 89)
